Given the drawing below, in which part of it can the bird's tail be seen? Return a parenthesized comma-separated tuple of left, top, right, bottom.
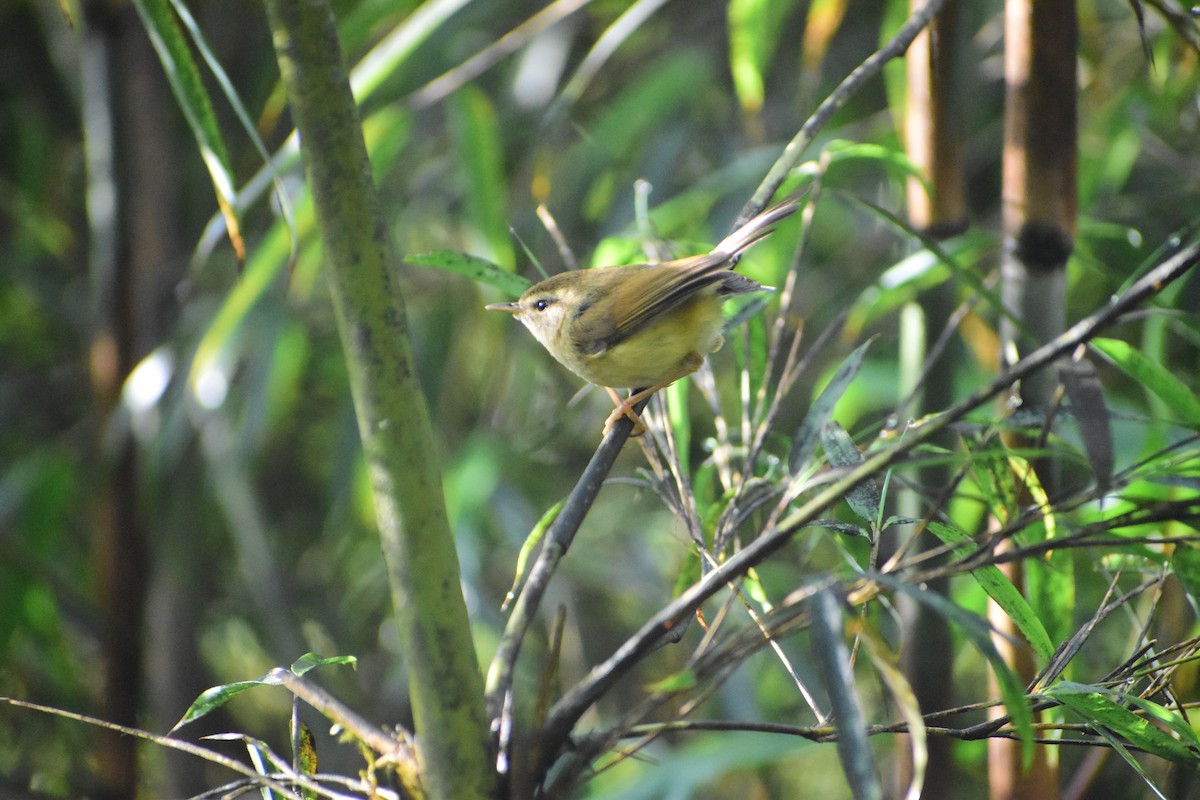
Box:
(711, 193, 805, 259)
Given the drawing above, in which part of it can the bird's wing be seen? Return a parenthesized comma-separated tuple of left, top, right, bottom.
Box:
(575, 255, 731, 355)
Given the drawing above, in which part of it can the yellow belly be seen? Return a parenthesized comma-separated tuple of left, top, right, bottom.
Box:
(575, 295, 726, 389)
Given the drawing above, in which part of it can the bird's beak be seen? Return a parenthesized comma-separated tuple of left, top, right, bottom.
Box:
(485, 302, 521, 314)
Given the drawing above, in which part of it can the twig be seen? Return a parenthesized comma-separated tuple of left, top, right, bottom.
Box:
(406, 0, 593, 110)
(735, 0, 951, 226)
(484, 405, 645, 770)
(0, 697, 349, 799)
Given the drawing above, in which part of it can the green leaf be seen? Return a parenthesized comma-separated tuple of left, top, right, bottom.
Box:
(870, 571, 1035, 767)
(172, 656, 355, 730)
(821, 421, 882, 526)
(1046, 682, 1200, 766)
(291, 653, 357, 676)
(1091, 337, 1200, 426)
(131, 0, 241, 253)
(1171, 543, 1200, 604)
(791, 337, 873, 471)
(502, 499, 564, 611)
(645, 668, 698, 693)
(408, 250, 531, 298)
(728, 0, 797, 113)
(172, 680, 266, 731)
(926, 522, 1054, 662)
(810, 587, 881, 800)
(190, 198, 317, 392)
(666, 379, 691, 463)
(450, 86, 515, 269)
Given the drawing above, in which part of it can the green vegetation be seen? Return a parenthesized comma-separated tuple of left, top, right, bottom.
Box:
(1, 0, 1199, 798)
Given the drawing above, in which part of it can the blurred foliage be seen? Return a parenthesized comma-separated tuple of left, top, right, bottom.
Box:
(1, 0, 1200, 797)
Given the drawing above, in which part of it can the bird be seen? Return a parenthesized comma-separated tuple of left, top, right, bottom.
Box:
(487, 196, 800, 436)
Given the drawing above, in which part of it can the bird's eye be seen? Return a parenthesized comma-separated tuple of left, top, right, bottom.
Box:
(535, 299, 550, 312)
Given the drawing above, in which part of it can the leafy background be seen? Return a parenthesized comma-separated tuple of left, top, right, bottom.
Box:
(2, 0, 1199, 797)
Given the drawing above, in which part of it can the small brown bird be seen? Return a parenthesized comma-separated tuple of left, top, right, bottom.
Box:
(487, 197, 800, 435)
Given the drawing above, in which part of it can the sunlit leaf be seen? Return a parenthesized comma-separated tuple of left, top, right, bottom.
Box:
(291, 653, 356, 676)
(802, 0, 849, 73)
(172, 656, 355, 730)
(295, 721, 318, 800)
(172, 680, 265, 731)
(131, 0, 242, 259)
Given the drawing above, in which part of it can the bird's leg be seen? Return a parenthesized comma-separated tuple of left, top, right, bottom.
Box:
(601, 353, 705, 437)
(600, 388, 648, 438)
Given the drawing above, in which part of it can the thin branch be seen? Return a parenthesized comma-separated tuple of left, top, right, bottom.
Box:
(736, 0, 950, 225)
(0, 698, 350, 799)
(484, 404, 645, 767)
(407, 0, 593, 110)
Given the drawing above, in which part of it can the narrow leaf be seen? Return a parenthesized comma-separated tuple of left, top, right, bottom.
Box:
(1091, 337, 1200, 426)
(728, 0, 796, 113)
(296, 721, 318, 800)
(822, 421, 882, 526)
(502, 500, 564, 611)
(810, 587, 882, 800)
(449, 86, 515, 268)
(870, 571, 1035, 766)
(1171, 543, 1200, 605)
(858, 623, 925, 800)
(1058, 353, 1114, 488)
(408, 250, 531, 298)
(131, 0, 242, 258)
(1046, 682, 1200, 766)
(291, 653, 357, 676)
(172, 680, 265, 731)
(926, 522, 1055, 662)
(791, 338, 873, 471)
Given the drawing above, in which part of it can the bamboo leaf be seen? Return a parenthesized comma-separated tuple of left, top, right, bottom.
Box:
(791, 338, 873, 471)
(870, 571, 1035, 767)
(1091, 337, 1200, 426)
(408, 250, 531, 298)
(291, 653, 356, 676)
(1058, 353, 1114, 488)
(172, 655, 356, 730)
(822, 421, 882, 526)
(172, 680, 266, 731)
(131, 0, 242, 258)
(728, 0, 798, 114)
(810, 587, 881, 800)
(858, 622, 925, 800)
(502, 500, 564, 612)
(1046, 682, 1200, 766)
(926, 522, 1054, 662)
(450, 86, 515, 269)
